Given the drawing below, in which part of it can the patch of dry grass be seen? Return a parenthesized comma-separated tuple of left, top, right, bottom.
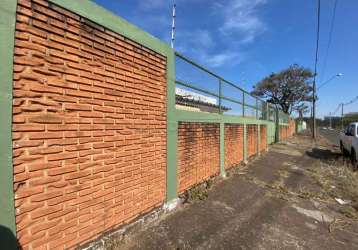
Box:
(181, 179, 213, 203)
(307, 152, 358, 219)
(309, 160, 358, 201)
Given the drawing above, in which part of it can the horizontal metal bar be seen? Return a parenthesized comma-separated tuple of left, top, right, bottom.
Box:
(175, 52, 223, 82)
(221, 96, 243, 106)
(221, 96, 258, 110)
(221, 78, 250, 95)
(176, 80, 220, 99)
(175, 51, 269, 105)
(175, 52, 290, 118)
(244, 103, 258, 110)
(176, 52, 251, 96)
(176, 80, 260, 110)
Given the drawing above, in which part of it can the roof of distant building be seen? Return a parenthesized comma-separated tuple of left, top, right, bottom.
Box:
(176, 95, 230, 111)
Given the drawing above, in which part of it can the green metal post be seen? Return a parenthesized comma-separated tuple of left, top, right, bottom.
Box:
(265, 102, 269, 120)
(0, 0, 17, 239)
(218, 79, 222, 114)
(242, 92, 245, 117)
(220, 122, 226, 177)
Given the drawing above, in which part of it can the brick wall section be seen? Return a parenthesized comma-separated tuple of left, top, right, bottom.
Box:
(260, 125, 267, 152)
(247, 125, 258, 157)
(279, 126, 284, 140)
(280, 126, 288, 140)
(288, 119, 295, 137)
(224, 124, 244, 169)
(12, 0, 167, 249)
(177, 123, 220, 193)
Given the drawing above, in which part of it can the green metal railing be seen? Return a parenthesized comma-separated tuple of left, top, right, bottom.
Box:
(175, 52, 289, 122)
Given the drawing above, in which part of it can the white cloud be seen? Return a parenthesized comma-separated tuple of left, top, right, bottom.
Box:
(202, 51, 245, 67)
(139, 0, 203, 11)
(196, 31, 215, 48)
(216, 0, 267, 44)
(136, 0, 267, 68)
(176, 29, 214, 50)
(175, 29, 245, 68)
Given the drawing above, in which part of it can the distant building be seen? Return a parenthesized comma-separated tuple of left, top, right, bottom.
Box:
(323, 116, 341, 128)
(344, 112, 358, 118)
(175, 87, 230, 114)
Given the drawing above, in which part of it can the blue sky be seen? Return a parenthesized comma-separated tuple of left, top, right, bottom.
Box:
(93, 0, 358, 118)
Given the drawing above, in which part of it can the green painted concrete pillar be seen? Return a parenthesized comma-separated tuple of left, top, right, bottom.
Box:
(243, 124, 248, 163)
(0, 0, 17, 238)
(257, 124, 261, 156)
(275, 109, 280, 143)
(166, 50, 178, 203)
(267, 122, 274, 145)
(166, 121, 178, 202)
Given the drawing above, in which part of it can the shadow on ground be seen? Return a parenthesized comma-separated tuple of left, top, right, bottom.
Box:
(306, 148, 342, 161)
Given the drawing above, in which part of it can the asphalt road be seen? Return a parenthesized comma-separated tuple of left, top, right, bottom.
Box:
(319, 128, 340, 146)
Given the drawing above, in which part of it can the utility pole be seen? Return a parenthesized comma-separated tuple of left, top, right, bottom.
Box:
(329, 112, 332, 129)
(313, 86, 317, 138)
(312, 0, 321, 139)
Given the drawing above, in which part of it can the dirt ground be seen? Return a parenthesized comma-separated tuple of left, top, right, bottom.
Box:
(103, 134, 358, 250)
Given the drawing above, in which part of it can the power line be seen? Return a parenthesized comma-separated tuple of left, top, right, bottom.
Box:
(329, 96, 358, 116)
(313, 1, 321, 79)
(332, 103, 341, 115)
(326, 103, 341, 118)
(340, 96, 358, 129)
(317, 74, 336, 90)
(320, 0, 338, 82)
(344, 96, 358, 106)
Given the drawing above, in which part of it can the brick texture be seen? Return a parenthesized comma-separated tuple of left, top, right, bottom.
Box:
(288, 119, 295, 137)
(12, 0, 167, 249)
(224, 124, 244, 169)
(177, 123, 220, 193)
(247, 125, 258, 157)
(260, 125, 267, 152)
(280, 125, 288, 140)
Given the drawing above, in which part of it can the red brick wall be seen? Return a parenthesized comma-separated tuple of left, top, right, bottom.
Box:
(279, 119, 295, 141)
(247, 125, 258, 157)
(12, 1, 167, 249)
(280, 126, 288, 140)
(279, 126, 284, 140)
(224, 124, 244, 169)
(177, 123, 220, 193)
(288, 119, 295, 137)
(260, 125, 267, 152)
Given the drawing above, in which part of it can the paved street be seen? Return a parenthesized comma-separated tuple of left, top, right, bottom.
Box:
(319, 128, 340, 146)
(105, 134, 358, 250)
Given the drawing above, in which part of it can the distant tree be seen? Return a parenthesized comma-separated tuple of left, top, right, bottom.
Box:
(252, 64, 314, 114)
(296, 103, 310, 120)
